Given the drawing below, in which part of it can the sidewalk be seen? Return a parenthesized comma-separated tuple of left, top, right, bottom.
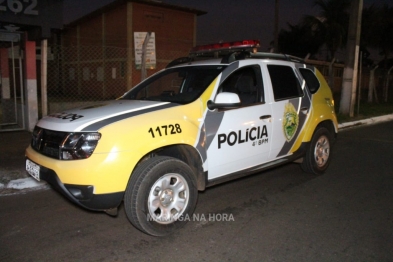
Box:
(1, 113, 393, 195)
(0, 131, 48, 195)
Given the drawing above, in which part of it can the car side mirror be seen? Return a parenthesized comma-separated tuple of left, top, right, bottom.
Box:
(207, 92, 241, 110)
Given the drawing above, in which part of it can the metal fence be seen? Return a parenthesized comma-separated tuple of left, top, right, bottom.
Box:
(42, 45, 393, 116)
(45, 44, 187, 115)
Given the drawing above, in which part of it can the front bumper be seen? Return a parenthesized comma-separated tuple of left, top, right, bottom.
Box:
(37, 163, 124, 210)
(25, 145, 138, 211)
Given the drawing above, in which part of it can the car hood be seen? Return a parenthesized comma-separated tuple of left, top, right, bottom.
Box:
(36, 100, 176, 132)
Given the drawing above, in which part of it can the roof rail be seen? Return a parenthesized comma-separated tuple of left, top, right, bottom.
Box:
(219, 52, 305, 64)
(249, 52, 305, 63)
(166, 51, 306, 68)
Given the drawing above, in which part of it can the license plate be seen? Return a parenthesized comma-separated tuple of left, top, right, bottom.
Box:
(26, 159, 40, 181)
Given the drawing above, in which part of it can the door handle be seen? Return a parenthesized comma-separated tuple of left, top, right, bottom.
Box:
(260, 115, 271, 120)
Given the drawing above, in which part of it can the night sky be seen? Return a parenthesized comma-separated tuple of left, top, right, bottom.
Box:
(63, 0, 392, 52)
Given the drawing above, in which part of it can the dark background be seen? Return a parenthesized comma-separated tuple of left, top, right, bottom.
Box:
(63, 0, 391, 51)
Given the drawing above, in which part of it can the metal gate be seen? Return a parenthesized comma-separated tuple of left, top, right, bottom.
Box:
(0, 32, 25, 132)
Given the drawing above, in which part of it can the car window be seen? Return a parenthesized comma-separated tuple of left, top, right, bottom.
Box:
(122, 66, 225, 104)
(267, 65, 303, 101)
(219, 65, 263, 106)
(299, 68, 320, 94)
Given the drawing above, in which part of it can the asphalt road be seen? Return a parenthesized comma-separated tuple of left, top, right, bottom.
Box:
(1, 122, 393, 262)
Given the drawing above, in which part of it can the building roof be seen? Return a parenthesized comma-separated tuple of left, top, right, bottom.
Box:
(66, 0, 207, 27)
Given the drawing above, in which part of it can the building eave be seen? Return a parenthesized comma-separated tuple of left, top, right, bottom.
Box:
(64, 0, 207, 27)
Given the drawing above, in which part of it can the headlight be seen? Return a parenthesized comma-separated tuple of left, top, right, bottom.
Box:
(60, 132, 101, 160)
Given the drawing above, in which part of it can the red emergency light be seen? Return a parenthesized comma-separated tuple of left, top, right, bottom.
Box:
(190, 40, 260, 54)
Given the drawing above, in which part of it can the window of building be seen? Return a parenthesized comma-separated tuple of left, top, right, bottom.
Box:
(97, 67, 104, 81)
(69, 68, 75, 80)
(83, 67, 90, 81)
(120, 61, 126, 78)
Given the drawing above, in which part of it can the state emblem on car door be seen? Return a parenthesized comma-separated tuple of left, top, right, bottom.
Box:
(283, 102, 299, 142)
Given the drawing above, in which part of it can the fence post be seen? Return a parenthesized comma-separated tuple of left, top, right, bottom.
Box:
(141, 32, 151, 81)
(41, 39, 48, 117)
(384, 66, 393, 103)
(357, 51, 362, 115)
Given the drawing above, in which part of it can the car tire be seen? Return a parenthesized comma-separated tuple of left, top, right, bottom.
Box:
(124, 156, 198, 236)
(301, 127, 332, 175)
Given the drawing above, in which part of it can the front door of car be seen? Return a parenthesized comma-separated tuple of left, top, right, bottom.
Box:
(204, 64, 273, 180)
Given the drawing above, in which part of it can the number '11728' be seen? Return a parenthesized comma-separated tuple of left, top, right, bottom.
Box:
(148, 124, 182, 138)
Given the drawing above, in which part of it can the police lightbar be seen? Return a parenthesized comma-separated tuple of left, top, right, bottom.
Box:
(190, 40, 260, 55)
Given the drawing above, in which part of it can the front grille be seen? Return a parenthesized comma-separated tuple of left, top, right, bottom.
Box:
(31, 127, 68, 159)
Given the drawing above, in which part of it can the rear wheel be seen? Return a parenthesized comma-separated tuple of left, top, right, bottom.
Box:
(124, 156, 198, 236)
(301, 127, 332, 175)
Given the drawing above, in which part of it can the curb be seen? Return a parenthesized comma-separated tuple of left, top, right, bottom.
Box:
(1, 113, 393, 195)
(338, 113, 393, 130)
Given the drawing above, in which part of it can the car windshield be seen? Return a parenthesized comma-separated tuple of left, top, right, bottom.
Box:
(122, 65, 226, 104)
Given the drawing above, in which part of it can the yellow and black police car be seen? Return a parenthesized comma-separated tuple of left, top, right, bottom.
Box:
(26, 40, 338, 236)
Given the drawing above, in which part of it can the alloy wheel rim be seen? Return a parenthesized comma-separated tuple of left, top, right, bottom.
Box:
(148, 173, 189, 224)
(314, 135, 330, 167)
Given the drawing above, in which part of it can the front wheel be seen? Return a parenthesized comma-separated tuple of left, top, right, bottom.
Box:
(301, 127, 333, 175)
(124, 156, 198, 236)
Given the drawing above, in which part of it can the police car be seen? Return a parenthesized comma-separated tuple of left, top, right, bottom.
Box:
(25, 40, 338, 236)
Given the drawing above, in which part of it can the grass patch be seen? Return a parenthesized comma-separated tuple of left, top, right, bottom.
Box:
(336, 102, 393, 123)
(333, 90, 393, 123)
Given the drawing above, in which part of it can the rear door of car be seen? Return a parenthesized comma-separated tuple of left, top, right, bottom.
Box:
(262, 61, 312, 160)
